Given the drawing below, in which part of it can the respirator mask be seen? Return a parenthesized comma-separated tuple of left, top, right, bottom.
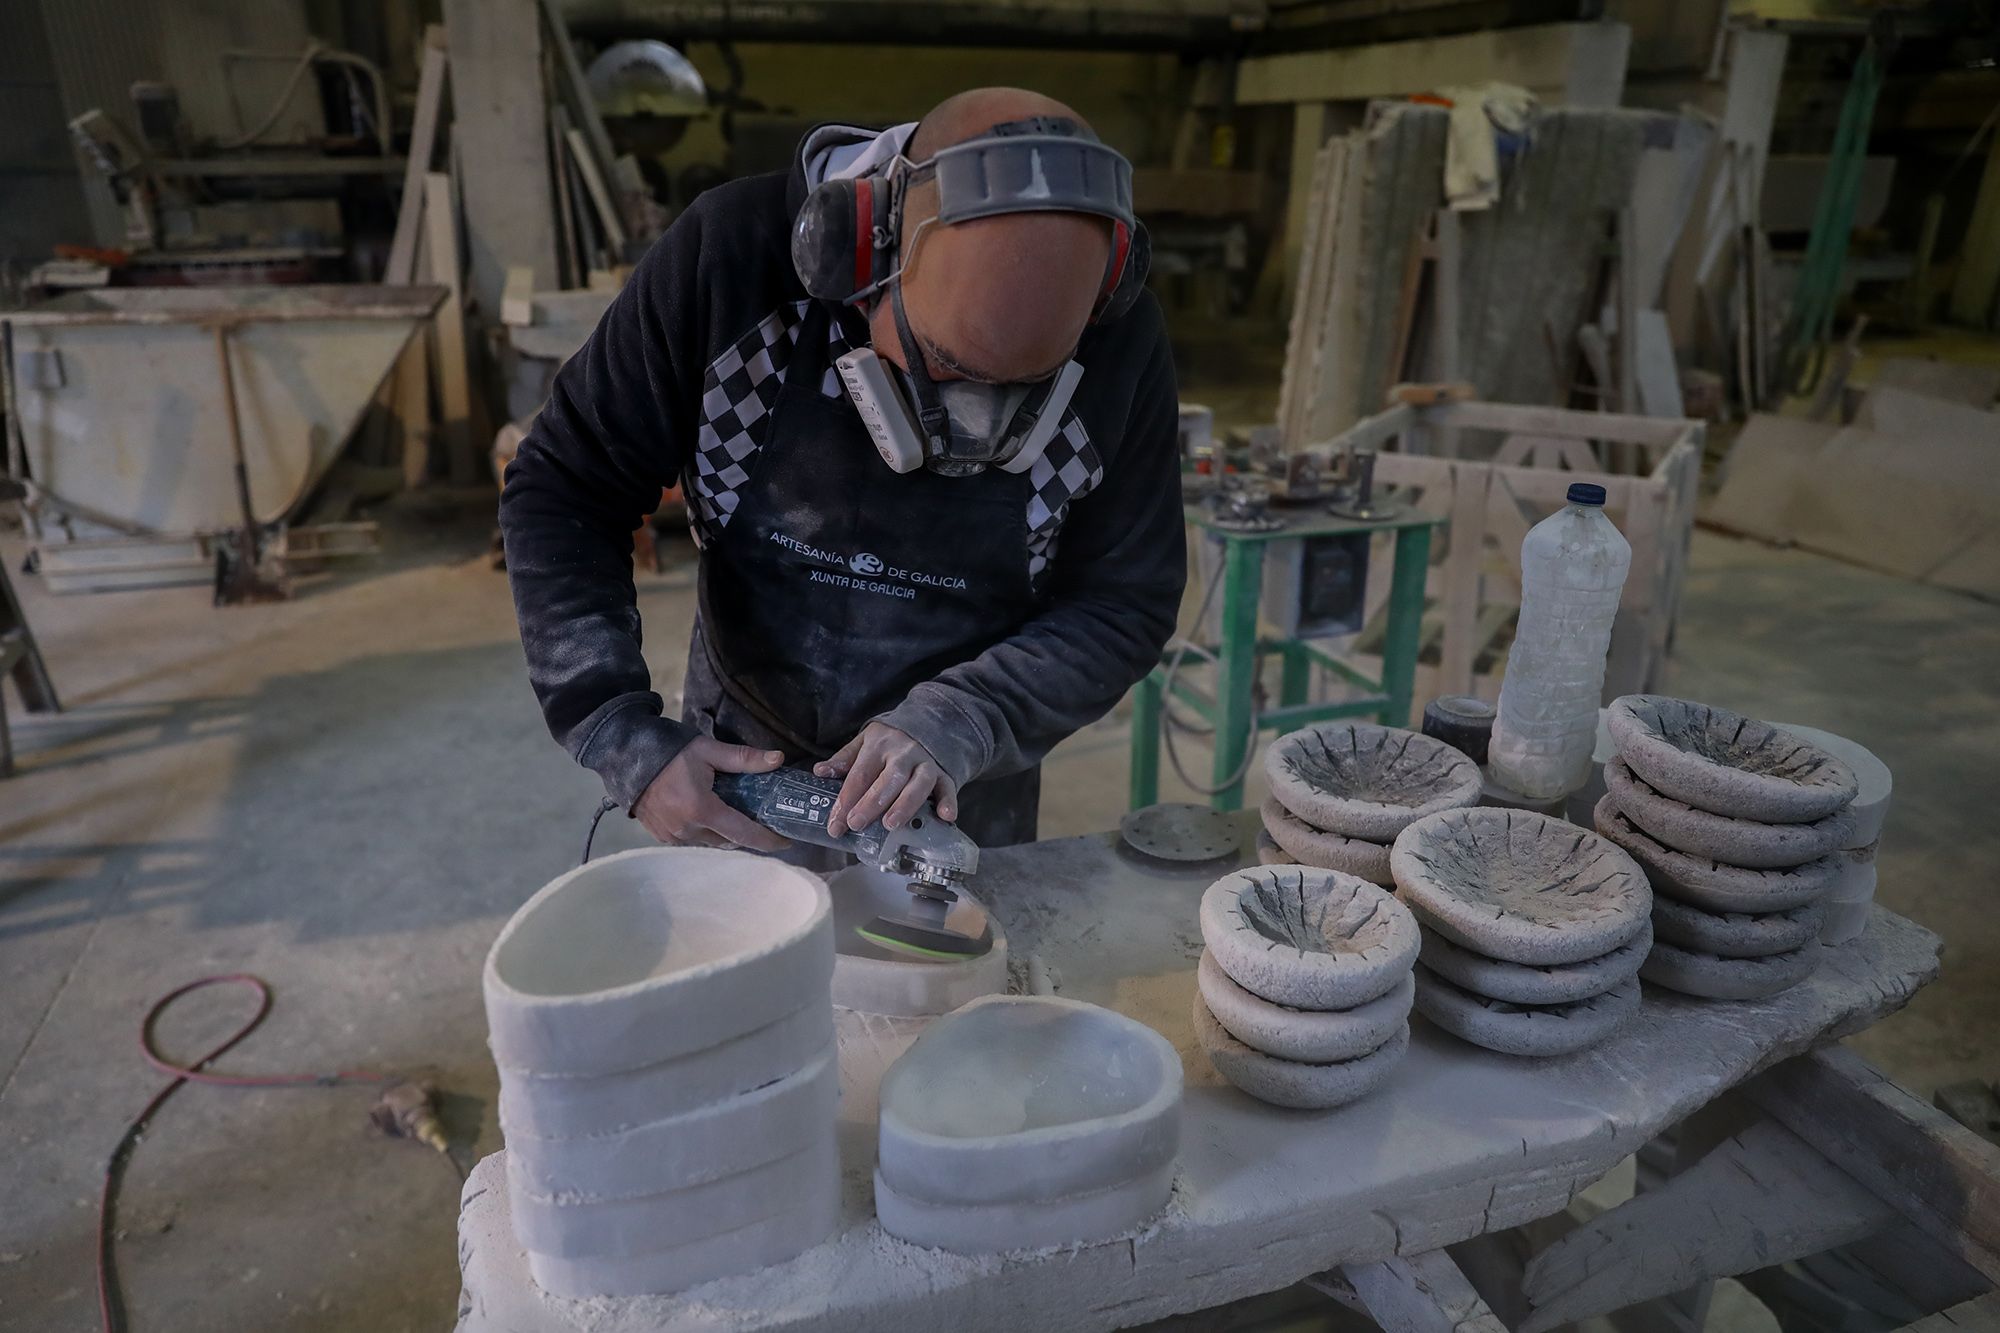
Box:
(834, 284, 1085, 478)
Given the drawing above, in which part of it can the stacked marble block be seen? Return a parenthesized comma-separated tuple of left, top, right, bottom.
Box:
(873, 995, 1183, 1252)
(1595, 695, 1860, 1000)
(1193, 866, 1419, 1109)
(1392, 808, 1652, 1056)
(1257, 721, 1484, 887)
(1773, 722, 1894, 944)
(483, 848, 839, 1298)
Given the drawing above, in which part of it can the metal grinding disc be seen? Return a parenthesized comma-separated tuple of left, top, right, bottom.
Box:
(1119, 803, 1241, 863)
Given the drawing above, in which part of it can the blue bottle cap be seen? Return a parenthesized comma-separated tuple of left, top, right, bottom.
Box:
(1566, 482, 1607, 506)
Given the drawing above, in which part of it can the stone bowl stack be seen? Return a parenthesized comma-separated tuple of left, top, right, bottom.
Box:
(1193, 866, 1419, 1110)
(1391, 808, 1652, 1057)
(1259, 722, 1483, 886)
(1596, 695, 1859, 1001)
(483, 849, 839, 1298)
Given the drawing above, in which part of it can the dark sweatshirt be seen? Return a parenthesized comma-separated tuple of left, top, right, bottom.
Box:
(500, 125, 1186, 830)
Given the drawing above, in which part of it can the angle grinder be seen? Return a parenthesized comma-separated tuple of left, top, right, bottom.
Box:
(712, 767, 990, 959)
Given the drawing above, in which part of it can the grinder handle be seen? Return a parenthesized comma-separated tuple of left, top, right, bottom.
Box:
(711, 767, 882, 857)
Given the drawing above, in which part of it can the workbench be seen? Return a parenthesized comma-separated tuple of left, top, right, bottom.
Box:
(456, 822, 1951, 1333)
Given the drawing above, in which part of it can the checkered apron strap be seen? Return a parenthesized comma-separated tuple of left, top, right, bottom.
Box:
(1024, 412, 1104, 583)
(686, 302, 811, 542)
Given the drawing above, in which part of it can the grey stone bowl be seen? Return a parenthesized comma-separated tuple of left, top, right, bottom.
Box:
(1199, 866, 1419, 1011)
(1593, 794, 1840, 912)
(1390, 808, 1652, 966)
(1412, 966, 1641, 1057)
(1266, 723, 1482, 842)
(1416, 919, 1651, 1007)
(1193, 994, 1408, 1110)
(1261, 798, 1394, 885)
(1606, 758, 1854, 869)
(1607, 695, 1857, 823)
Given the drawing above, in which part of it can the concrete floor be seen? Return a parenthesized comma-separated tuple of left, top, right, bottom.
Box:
(1, 488, 1995, 1330)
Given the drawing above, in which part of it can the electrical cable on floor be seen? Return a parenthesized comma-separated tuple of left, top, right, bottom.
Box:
(1159, 549, 1265, 796)
(98, 975, 459, 1333)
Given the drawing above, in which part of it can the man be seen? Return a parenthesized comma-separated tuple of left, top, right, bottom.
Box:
(501, 88, 1185, 854)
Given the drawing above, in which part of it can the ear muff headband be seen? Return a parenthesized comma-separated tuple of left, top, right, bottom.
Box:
(852, 176, 875, 294)
(793, 123, 1152, 321)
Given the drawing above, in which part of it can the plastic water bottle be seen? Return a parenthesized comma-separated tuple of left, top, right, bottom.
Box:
(1488, 482, 1632, 801)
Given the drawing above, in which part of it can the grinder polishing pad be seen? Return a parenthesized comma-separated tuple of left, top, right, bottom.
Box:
(856, 889, 993, 960)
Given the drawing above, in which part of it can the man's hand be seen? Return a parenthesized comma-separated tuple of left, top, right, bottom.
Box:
(817, 722, 958, 837)
(633, 737, 792, 852)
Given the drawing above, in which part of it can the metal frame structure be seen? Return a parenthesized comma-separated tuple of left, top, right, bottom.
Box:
(1128, 504, 1440, 812)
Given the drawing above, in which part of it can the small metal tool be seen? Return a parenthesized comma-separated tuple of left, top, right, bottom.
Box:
(1325, 449, 1407, 522)
(713, 766, 988, 958)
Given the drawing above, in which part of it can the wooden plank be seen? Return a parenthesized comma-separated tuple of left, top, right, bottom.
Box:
(1280, 102, 1330, 325)
(538, 0, 616, 184)
(1345, 1249, 1509, 1333)
(441, 0, 558, 311)
(396, 337, 432, 489)
(423, 172, 476, 485)
(501, 265, 537, 328)
(1430, 209, 1463, 458)
(1439, 463, 1492, 697)
(1745, 1046, 2000, 1284)
(566, 126, 630, 257)
(1520, 1119, 1894, 1333)
(1615, 206, 1641, 474)
(1300, 403, 1413, 457)
(1948, 121, 2000, 328)
(1425, 400, 1690, 448)
(385, 27, 448, 285)
(1898, 1291, 2000, 1333)
(1279, 137, 1342, 446)
(1227, 22, 1629, 107)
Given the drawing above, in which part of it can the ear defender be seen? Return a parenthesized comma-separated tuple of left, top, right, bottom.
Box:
(792, 175, 893, 304)
(1091, 219, 1151, 324)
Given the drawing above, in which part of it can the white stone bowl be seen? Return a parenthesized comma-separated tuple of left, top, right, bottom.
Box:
(495, 1002, 834, 1140)
(507, 1050, 839, 1201)
(1390, 808, 1652, 966)
(509, 1134, 836, 1259)
(827, 864, 1007, 1017)
(873, 1159, 1175, 1255)
(1199, 866, 1418, 1010)
(876, 995, 1182, 1209)
(524, 1174, 840, 1299)
(1607, 695, 1857, 823)
(1265, 722, 1482, 842)
(1771, 721, 1893, 848)
(484, 847, 833, 1078)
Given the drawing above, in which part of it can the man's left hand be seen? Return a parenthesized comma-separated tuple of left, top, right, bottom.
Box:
(817, 722, 959, 837)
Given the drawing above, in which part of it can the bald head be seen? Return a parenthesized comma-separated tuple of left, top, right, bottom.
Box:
(870, 88, 1115, 384)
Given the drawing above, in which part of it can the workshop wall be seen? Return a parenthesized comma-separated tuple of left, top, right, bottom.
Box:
(655, 41, 1186, 184)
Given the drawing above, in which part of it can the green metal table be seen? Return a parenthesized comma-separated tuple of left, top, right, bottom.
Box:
(1128, 504, 1442, 813)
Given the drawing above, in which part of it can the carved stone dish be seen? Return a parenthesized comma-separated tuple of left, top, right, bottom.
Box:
(1607, 695, 1857, 823)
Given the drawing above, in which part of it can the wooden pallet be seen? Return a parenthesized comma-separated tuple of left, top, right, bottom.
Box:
(1313, 398, 1702, 715)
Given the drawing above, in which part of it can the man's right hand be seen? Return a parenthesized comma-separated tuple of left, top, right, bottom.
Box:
(633, 738, 793, 852)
